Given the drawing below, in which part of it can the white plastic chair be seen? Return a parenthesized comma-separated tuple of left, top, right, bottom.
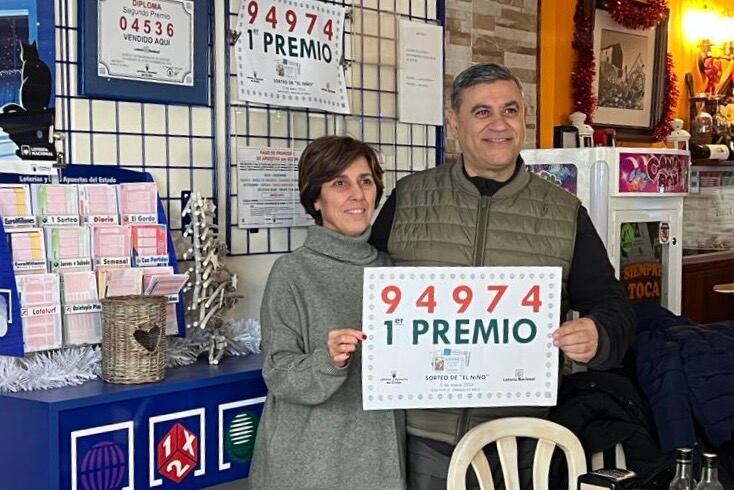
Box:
(446, 417, 587, 490)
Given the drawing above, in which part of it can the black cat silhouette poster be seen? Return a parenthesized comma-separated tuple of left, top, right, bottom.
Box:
(0, 0, 56, 163)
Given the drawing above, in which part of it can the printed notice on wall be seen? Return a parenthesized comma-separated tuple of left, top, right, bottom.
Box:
(236, 147, 313, 229)
(98, 0, 195, 85)
(397, 19, 443, 126)
(362, 267, 561, 410)
(234, 0, 349, 113)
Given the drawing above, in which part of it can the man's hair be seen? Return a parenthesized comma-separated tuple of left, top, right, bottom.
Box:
(298, 135, 384, 225)
(450, 63, 524, 112)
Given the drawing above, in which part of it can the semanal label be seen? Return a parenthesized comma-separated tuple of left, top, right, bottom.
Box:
(94, 256, 131, 267)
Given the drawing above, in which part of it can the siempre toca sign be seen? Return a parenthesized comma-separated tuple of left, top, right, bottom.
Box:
(362, 267, 562, 410)
(234, 0, 349, 113)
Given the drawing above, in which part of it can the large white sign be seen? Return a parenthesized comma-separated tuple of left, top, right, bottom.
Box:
(236, 147, 313, 228)
(398, 19, 444, 125)
(362, 267, 561, 410)
(235, 0, 349, 113)
(98, 0, 195, 85)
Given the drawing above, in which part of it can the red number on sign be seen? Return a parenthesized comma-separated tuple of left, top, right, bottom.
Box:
(167, 23, 174, 37)
(381, 285, 401, 314)
(416, 286, 437, 313)
(323, 18, 333, 40)
(305, 12, 318, 34)
(265, 6, 278, 28)
(247, 1, 258, 23)
(132, 17, 139, 31)
(452, 285, 473, 313)
(486, 285, 508, 313)
(155, 21, 163, 35)
(521, 285, 542, 313)
(285, 10, 297, 32)
(119, 16, 127, 30)
(143, 19, 151, 34)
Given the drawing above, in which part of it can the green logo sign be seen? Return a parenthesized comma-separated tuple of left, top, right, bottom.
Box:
(620, 223, 636, 253)
(225, 411, 260, 463)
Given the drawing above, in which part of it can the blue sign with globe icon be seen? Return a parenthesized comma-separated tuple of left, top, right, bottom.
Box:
(75, 430, 130, 490)
(79, 441, 127, 490)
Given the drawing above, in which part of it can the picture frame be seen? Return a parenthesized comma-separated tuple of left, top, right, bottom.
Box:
(577, 0, 669, 141)
(0, 0, 58, 163)
(78, 0, 209, 106)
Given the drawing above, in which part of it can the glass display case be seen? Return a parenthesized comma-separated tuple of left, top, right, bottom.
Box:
(681, 165, 734, 323)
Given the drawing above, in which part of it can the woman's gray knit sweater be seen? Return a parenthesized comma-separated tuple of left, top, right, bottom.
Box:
(249, 225, 406, 490)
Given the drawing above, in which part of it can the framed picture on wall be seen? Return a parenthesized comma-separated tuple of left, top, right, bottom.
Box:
(574, 0, 670, 141)
(77, 0, 209, 106)
(0, 0, 58, 164)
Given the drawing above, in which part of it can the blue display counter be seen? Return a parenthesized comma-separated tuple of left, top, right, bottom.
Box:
(0, 354, 266, 490)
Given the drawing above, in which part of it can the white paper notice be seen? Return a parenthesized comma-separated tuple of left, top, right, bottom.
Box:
(362, 266, 561, 410)
(236, 147, 313, 228)
(398, 20, 444, 126)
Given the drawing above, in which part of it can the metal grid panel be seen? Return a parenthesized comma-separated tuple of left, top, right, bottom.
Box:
(226, 0, 443, 256)
(53, 0, 217, 257)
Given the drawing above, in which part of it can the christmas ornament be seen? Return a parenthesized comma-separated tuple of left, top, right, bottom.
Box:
(181, 193, 244, 364)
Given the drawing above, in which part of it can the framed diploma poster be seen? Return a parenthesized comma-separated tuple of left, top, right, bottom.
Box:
(362, 267, 561, 410)
(78, 0, 209, 105)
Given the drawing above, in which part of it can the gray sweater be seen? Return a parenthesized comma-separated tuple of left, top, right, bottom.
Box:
(249, 225, 405, 490)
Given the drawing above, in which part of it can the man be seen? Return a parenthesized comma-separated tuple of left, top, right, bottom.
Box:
(370, 63, 635, 488)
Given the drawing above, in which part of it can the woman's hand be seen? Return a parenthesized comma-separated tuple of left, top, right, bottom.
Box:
(327, 329, 366, 367)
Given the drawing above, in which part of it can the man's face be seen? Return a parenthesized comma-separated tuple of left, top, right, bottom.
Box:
(447, 80, 527, 181)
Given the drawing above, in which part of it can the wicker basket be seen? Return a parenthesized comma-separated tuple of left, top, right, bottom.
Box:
(101, 295, 167, 384)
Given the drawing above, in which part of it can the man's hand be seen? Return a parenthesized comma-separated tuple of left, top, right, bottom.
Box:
(327, 328, 366, 367)
(552, 317, 599, 364)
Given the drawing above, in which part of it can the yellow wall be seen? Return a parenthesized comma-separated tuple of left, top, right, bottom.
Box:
(539, 0, 733, 148)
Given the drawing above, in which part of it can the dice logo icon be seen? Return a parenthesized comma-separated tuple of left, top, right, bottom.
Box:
(157, 423, 198, 483)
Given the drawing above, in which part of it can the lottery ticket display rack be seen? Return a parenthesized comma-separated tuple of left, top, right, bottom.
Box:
(0, 164, 186, 356)
(0, 165, 267, 489)
(521, 147, 690, 314)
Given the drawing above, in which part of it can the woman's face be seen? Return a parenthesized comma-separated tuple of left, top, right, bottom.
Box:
(315, 156, 377, 237)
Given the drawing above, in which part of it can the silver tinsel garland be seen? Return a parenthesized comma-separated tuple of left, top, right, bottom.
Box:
(0, 346, 101, 392)
(0, 318, 261, 392)
(167, 317, 261, 368)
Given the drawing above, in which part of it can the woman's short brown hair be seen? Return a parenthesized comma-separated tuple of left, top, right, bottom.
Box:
(299, 135, 384, 225)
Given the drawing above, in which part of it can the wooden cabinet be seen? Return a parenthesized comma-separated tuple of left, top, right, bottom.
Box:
(682, 251, 734, 323)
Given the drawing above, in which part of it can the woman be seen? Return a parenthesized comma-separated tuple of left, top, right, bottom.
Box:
(249, 136, 405, 490)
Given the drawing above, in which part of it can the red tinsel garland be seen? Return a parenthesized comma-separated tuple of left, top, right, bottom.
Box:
(653, 52, 679, 141)
(571, 0, 679, 140)
(571, 2, 596, 122)
(606, 0, 669, 30)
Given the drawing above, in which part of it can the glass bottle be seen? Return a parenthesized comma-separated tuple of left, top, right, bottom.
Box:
(692, 109, 714, 146)
(713, 106, 729, 143)
(669, 447, 695, 490)
(694, 453, 724, 489)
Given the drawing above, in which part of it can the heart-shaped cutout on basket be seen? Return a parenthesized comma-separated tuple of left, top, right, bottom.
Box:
(133, 326, 162, 352)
